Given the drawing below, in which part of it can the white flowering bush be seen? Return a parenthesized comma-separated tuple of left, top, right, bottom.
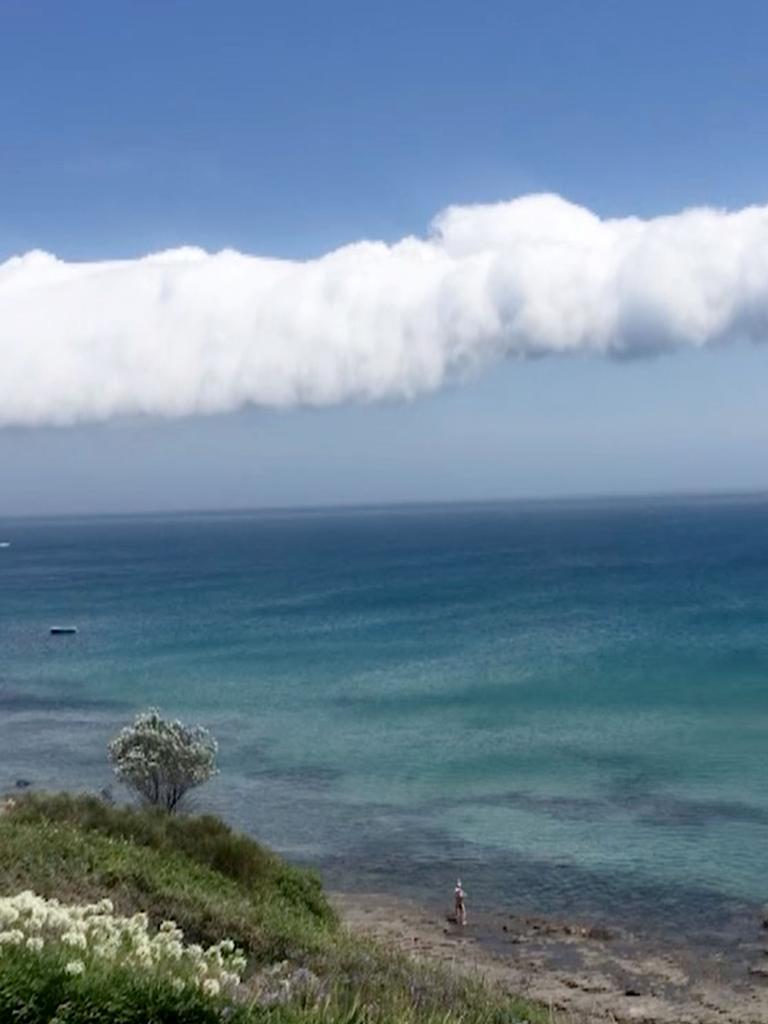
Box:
(0, 891, 245, 997)
(108, 708, 218, 812)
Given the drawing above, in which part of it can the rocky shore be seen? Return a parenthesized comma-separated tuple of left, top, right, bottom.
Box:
(333, 891, 768, 1023)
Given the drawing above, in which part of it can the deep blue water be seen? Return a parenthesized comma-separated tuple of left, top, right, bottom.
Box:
(1, 496, 767, 936)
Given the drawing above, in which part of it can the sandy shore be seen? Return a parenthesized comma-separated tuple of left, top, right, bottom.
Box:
(332, 891, 768, 1023)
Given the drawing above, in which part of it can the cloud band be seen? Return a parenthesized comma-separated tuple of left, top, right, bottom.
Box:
(2, 194, 767, 426)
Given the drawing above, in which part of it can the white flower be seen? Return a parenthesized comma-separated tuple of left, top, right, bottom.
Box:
(0, 891, 246, 990)
(163, 940, 184, 960)
(62, 931, 87, 949)
(202, 978, 220, 997)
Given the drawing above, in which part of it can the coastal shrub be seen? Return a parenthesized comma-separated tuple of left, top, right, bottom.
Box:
(0, 819, 330, 963)
(0, 946, 251, 1024)
(0, 946, 542, 1024)
(108, 708, 218, 812)
(0, 890, 246, 995)
(8, 793, 334, 927)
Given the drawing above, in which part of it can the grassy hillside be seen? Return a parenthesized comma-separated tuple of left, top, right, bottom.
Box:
(0, 794, 548, 1024)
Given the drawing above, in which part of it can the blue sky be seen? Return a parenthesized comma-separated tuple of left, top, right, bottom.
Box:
(2, 0, 768, 514)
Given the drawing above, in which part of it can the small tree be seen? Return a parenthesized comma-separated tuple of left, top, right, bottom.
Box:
(108, 708, 218, 812)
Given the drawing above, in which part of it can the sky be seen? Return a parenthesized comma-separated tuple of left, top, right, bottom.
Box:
(2, 0, 768, 515)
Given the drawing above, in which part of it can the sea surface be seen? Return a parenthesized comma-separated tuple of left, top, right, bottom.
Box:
(1, 496, 767, 942)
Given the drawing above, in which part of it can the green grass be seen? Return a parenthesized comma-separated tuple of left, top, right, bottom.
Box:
(0, 818, 328, 964)
(9, 792, 332, 927)
(0, 794, 551, 1024)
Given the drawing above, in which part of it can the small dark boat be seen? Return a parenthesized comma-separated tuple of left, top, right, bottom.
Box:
(50, 626, 78, 635)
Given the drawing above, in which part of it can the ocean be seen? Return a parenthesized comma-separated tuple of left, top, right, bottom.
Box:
(1, 495, 767, 941)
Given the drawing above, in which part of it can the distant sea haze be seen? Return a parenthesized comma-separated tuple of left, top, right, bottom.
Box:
(1, 495, 767, 938)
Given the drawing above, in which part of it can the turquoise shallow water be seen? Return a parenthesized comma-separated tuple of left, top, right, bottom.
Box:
(1, 496, 767, 934)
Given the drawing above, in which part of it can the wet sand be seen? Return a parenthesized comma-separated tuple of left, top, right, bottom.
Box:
(332, 891, 768, 1023)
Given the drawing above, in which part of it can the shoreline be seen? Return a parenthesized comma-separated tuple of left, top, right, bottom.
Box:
(332, 890, 768, 1024)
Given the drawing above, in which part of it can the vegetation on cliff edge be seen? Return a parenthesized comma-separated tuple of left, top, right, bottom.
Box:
(0, 793, 549, 1024)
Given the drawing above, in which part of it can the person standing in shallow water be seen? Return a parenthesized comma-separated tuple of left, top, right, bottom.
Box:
(453, 879, 467, 925)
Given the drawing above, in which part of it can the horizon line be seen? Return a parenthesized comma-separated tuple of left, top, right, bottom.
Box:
(2, 484, 768, 524)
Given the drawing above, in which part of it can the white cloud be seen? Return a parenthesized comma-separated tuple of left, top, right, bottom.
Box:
(2, 193, 768, 427)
